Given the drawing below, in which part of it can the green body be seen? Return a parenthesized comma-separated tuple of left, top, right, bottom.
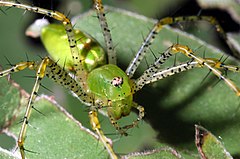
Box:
(41, 24, 106, 72)
(87, 64, 133, 119)
(41, 24, 133, 120)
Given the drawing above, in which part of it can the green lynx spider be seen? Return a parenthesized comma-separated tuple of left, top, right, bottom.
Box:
(0, 0, 240, 159)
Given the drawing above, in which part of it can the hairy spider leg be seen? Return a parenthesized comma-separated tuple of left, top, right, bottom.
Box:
(105, 102, 144, 136)
(166, 44, 240, 96)
(134, 44, 240, 93)
(148, 61, 199, 84)
(133, 45, 198, 91)
(0, 0, 87, 89)
(204, 58, 240, 72)
(89, 110, 118, 159)
(93, 0, 116, 64)
(93, 0, 144, 141)
(0, 0, 116, 88)
(0, 58, 50, 158)
(0, 1, 118, 158)
(122, 103, 144, 130)
(125, 16, 237, 78)
(40, 58, 118, 158)
(0, 57, 117, 158)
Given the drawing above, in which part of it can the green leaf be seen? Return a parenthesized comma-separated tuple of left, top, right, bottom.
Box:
(195, 125, 233, 159)
(0, 147, 18, 159)
(1, 3, 240, 159)
(0, 77, 21, 129)
(0, 78, 109, 158)
(122, 148, 182, 159)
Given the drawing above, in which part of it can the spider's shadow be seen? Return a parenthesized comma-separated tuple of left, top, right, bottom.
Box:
(134, 72, 239, 150)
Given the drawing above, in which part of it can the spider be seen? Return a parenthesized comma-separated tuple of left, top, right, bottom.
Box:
(0, 0, 240, 158)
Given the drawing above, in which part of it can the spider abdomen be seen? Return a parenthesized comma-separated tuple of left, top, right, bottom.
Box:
(41, 24, 106, 72)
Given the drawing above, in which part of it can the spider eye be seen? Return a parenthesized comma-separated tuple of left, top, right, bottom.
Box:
(111, 77, 123, 87)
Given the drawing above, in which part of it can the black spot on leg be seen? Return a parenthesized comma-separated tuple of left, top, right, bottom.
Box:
(66, 29, 72, 32)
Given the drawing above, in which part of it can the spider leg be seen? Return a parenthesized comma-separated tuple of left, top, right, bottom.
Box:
(0, 62, 35, 77)
(204, 58, 240, 72)
(133, 46, 175, 92)
(107, 103, 144, 136)
(134, 61, 198, 91)
(0, 58, 50, 158)
(133, 44, 240, 96)
(0, 61, 40, 158)
(39, 58, 118, 159)
(0, 56, 97, 158)
(122, 103, 145, 130)
(0, 1, 118, 158)
(89, 110, 118, 159)
(93, 0, 116, 64)
(0, 1, 88, 89)
(125, 15, 238, 78)
(170, 44, 240, 96)
(133, 45, 198, 91)
(108, 114, 128, 136)
(43, 58, 93, 104)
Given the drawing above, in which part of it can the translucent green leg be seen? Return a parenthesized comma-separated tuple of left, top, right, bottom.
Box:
(107, 103, 144, 135)
(122, 103, 145, 130)
(0, 62, 35, 77)
(0, 61, 38, 159)
(0, 58, 50, 158)
(108, 114, 128, 136)
(0, 57, 96, 158)
(125, 15, 236, 78)
(43, 57, 119, 159)
(93, 0, 116, 64)
(41, 61, 118, 158)
(89, 110, 118, 159)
